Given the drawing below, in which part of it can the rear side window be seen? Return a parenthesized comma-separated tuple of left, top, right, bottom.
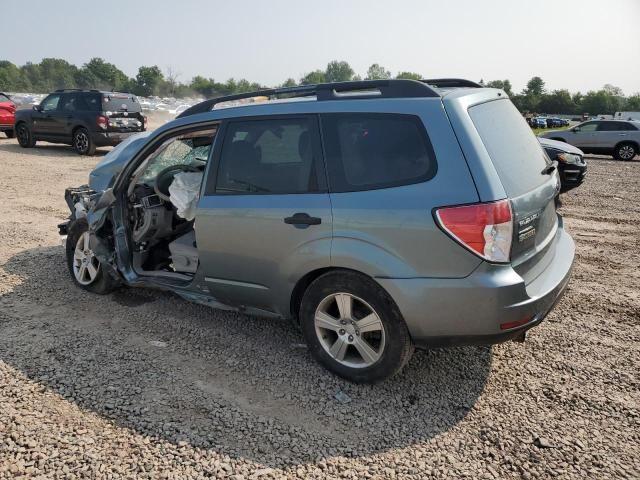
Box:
(102, 94, 141, 113)
(469, 99, 549, 196)
(598, 121, 637, 131)
(215, 117, 322, 194)
(321, 113, 436, 192)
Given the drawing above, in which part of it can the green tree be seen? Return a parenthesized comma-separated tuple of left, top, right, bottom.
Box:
(538, 89, 575, 114)
(324, 60, 354, 82)
(486, 79, 513, 96)
(300, 70, 326, 85)
(365, 63, 391, 80)
(80, 57, 131, 91)
(281, 78, 297, 88)
(395, 71, 422, 80)
(580, 90, 621, 115)
(0, 61, 26, 90)
(135, 65, 164, 97)
(525, 76, 545, 96)
(624, 94, 640, 110)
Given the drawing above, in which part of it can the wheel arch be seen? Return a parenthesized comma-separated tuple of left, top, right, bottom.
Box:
(289, 266, 400, 322)
(615, 139, 639, 152)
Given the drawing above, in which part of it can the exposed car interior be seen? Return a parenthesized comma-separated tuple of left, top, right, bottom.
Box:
(126, 128, 217, 278)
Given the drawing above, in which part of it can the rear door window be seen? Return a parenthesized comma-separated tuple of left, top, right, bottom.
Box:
(469, 99, 549, 196)
(214, 117, 323, 194)
(321, 113, 436, 192)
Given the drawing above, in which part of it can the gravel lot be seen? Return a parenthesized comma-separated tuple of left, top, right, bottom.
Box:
(0, 131, 638, 479)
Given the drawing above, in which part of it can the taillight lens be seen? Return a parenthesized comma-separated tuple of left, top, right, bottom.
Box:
(97, 115, 108, 130)
(435, 200, 513, 263)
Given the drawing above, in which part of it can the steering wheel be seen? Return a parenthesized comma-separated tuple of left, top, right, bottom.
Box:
(154, 164, 201, 202)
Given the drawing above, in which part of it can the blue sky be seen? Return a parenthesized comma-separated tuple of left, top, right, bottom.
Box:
(4, 0, 640, 94)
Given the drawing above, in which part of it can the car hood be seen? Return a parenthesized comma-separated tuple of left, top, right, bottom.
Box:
(538, 137, 584, 155)
(89, 131, 151, 191)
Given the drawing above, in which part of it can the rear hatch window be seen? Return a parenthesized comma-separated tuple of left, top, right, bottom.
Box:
(102, 93, 144, 132)
(468, 99, 559, 278)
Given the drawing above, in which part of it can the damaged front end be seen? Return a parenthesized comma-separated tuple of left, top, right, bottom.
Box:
(59, 185, 120, 281)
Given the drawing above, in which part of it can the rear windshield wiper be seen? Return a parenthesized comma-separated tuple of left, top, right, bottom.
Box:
(541, 161, 558, 175)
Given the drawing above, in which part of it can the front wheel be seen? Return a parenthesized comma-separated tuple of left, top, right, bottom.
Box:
(65, 219, 117, 294)
(614, 142, 637, 161)
(73, 128, 96, 155)
(16, 123, 35, 147)
(300, 270, 414, 383)
(4, 129, 14, 138)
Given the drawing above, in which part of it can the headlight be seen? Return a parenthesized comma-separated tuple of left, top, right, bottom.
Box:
(557, 152, 582, 165)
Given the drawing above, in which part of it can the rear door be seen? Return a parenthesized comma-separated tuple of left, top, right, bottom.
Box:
(102, 93, 144, 133)
(195, 115, 332, 315)
(467, 99, 561, 281)
(595, 121, 635, 149)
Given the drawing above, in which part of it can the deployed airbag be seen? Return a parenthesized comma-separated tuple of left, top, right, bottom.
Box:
(168, 171, 203, 220)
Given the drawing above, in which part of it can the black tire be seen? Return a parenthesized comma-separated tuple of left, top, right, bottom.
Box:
(65, 219, 117, 294)
(16, 123, 35, 148)
(73, 127, 96, 155)
(5, 129, 14, 138)
(300, 270, 414, 383)
(613, 142, 637, 161)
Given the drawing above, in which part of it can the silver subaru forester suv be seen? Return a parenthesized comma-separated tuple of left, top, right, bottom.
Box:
(60, 79, 575, 383)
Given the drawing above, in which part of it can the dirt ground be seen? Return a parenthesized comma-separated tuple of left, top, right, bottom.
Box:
(0, 129, 638, 479)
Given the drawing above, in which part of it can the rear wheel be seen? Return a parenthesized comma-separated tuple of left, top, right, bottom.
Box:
(65, 219, 117, 294)
(73, 127, 96, 155)
(5, 129, 14, 138)
(614, 142, 637, 161)
(300, 270, 413, 383)
(16, 123, 35, 148)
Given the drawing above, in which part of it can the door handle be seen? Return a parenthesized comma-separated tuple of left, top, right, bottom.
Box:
(284, 212, 322, 226)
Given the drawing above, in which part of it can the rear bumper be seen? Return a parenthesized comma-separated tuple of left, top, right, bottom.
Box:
(0, 123, 13, 130)
(93, 130, 141, 147)
(377, 227, 575, 347)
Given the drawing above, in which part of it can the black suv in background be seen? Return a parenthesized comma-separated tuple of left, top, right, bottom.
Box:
(14, 90, 146, 155)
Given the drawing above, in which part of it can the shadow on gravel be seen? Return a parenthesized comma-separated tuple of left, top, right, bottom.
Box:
(0, 141, 109, 157)
(1, 246, 492, 468)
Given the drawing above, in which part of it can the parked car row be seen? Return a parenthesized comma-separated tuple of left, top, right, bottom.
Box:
(528, 116, 570, 129)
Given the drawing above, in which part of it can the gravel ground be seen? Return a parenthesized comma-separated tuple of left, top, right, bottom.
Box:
(0, 133, 638, 479)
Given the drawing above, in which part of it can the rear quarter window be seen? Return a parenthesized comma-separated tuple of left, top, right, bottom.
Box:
(321, 113, 436, 192)
(469, 99, 549, 197)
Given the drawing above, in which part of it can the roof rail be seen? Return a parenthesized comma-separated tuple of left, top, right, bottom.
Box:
(54, 88, 102, 93)
(422, 78, 482, 89)
(177, 79, 439, 118)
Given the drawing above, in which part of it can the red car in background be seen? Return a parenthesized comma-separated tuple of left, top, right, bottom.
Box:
(0, 92, 16, 138)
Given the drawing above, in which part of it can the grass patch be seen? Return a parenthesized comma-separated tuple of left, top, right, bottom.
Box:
(532, 125, 572, 136)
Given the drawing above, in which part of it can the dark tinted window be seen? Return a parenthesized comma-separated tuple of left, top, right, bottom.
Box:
(102, 94, 141, 113)
(469, 99, 548, 196)
(61, 94, 91, 112)
(215, 117, 320, 194)
(598, 121, 637, 131)
(321, 113, 436, 192)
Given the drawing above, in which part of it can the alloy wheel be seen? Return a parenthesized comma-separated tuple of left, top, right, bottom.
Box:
(314, 292, 386, 368)
(75, 131, 89, 153)
(619, 145, 635, 160)
(73, 232, 100, 285)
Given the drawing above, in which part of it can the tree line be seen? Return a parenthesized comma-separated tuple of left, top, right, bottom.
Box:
(0, 57, 638, 114)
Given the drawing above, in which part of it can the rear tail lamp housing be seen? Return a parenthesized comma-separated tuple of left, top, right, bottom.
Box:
(435, 200, 513, 263)
(96, 115, 108, 130)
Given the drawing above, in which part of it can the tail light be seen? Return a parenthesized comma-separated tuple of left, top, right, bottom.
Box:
(435, 200, 513, 263)
(97, 115, 108, 130)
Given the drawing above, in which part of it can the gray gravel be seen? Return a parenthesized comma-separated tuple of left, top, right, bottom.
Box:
(0, 138, 639, 479)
